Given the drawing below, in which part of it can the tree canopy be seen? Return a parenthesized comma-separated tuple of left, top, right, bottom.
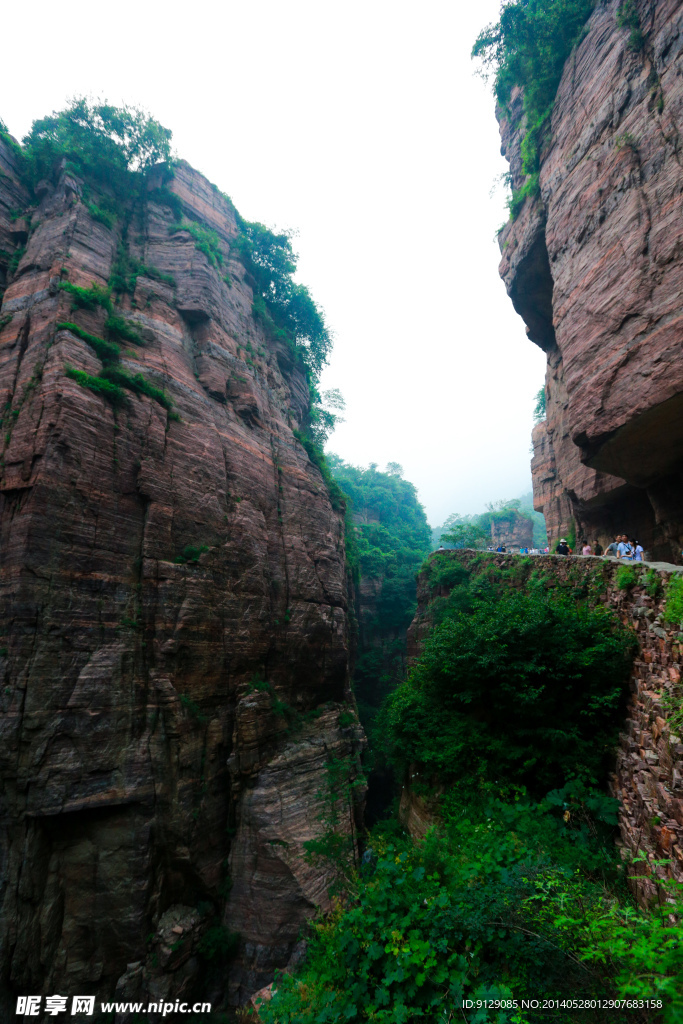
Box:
(20, 98, 173, 196)
(237, 221, 332, 383)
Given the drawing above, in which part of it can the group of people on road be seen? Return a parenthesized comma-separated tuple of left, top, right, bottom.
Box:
(463, 538, 646, 560)
(603, 535, 644, 561)
(557, 535, 644, 560)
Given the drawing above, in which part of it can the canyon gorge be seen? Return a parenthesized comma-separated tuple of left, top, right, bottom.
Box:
(3, 0, 683, 1015)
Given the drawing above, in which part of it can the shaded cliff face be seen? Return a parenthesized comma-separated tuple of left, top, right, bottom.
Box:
(0, 139, 363, 1010)
(498, 0, 683, 559)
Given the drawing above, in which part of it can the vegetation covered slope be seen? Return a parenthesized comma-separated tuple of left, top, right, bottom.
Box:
(328, 457, 431, 735)
(258, 554, 683, 1023)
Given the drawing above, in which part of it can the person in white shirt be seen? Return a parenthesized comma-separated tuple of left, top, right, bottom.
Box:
(633, 541, 644, 561)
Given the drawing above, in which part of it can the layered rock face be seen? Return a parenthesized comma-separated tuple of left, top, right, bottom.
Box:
(0, 139, 363, 1013)
(499, 0, 683, 560)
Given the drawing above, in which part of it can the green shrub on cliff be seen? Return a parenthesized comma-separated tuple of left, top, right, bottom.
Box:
(169, 219, 224, 267)
(616, 0, 645, 51)
(58, 280, 112, 313)
(56, 321, 120, 364)
(109, 245, 176, 295)
(663, 574, 683, 627)
(533, 385, 546, 422)
(473, 0, 597, 215)
(104, 314, 145, 345)
(236, 220, 332, 383)
(386, 580, 636, 796)
(65, 366, 127, 407)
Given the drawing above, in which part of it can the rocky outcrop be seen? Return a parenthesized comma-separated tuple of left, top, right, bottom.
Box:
(498, 0, 683, 560)
(405, 550, 683, 902)
(490, 510, 533, 550)
(0, 139, 363, 1013)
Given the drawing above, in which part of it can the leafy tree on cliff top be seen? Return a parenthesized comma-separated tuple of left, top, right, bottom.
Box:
(236, 220, 332, 383)
(21, 98, 173, 196)
(9, 99, 333, 388)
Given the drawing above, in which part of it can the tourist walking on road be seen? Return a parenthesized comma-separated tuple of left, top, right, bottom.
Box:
(633, 540, 644, 561)
(582, 542, 592, 555)
(606, 537, 619, 557)
(557, 539, 570, 556)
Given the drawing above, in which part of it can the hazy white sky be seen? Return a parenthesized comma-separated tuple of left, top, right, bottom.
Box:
(2, 0, 545, 526)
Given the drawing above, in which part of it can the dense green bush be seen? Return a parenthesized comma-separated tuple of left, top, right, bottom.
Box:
(663, 574, 683, 627)
(19, 98, 172, 200)
(101, 366, 174, 412)
(104, 314, 145, 345)
(260, 805, 683, 1023)
(86, 201, 117, 229)
(616, 564, 639, 590)
(387, 582, 636, 795)
(66, 361, 175, 415)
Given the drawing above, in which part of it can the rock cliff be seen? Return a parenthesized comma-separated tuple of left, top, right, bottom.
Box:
(0, 137, 364, 1012)
(498, 0, 683, 560)
(489, 509, 533, 550)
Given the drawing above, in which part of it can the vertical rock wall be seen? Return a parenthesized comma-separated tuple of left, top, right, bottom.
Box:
(0, 140, 363, 1012)
(497, 0, 683, 560)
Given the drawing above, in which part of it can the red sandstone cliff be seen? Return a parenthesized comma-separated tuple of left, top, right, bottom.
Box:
(0, 138, 364, 1011)
(498, 0, 683, 560)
